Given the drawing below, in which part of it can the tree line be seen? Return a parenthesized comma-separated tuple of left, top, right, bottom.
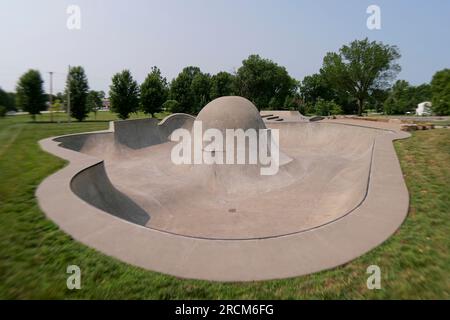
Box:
(2, 38, 449, 120)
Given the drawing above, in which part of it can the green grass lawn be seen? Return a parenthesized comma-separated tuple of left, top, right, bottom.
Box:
(31, 110, 170, 123)
(366, 114, 450, 126)
(0, 112, 448, 299)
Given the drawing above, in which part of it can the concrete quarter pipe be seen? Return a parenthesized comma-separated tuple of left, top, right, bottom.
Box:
(36, 97, 410, 281)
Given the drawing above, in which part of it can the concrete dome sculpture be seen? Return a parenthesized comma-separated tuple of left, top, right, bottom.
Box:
(196, 96, 266, 133)
(195, 96, 270, 154)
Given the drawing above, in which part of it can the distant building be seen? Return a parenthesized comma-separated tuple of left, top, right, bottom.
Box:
(416, 101, 432, 116)
(102, 98, 110, 110)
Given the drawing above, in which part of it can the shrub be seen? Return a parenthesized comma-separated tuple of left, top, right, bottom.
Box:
(431, 69, 450, 116)
(109, 70, 140, 120)
(314, 99, 343, 116)
(283, 95, 302, 111)
(162, 100, 181, 113)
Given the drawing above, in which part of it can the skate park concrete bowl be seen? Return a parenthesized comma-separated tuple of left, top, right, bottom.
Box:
(36, 96, 410, 281)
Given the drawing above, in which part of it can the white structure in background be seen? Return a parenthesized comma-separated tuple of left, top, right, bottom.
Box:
(416, 101, 432, 116)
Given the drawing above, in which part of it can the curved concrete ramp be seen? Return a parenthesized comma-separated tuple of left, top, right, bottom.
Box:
(260, 110, 309, 122)
(113, 114, 195, 149)
(71, 161, 150, 226)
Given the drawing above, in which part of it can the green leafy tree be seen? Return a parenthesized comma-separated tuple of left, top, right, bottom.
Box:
(51, 99, 62, 112)
(191, 72, 211, 114)
(0, 106, 6, 117)
(314, 98, 343, 116)
(283, 93, 303, 111)
(66, 66, 89, 121)
(210, 71, 235, 99)
(0, 88, 8, 112)
(412, 84, 432, 105)
(431, 69, 450, 116)
(109, 70, 140, 120)
(368, 88, 390, 113)
(300, 73, 357, 114)
(0, 88, 16, 111)
(140, 67, 168, 117)
(384, 81, 432, 115)
(235, 54, 297, 110)
(383, 80, 414, 115)
(87, 90, 104, 119)
(321, 38, 401, 115)
(15, 70, 47, 120)
(7, 92, 16, 111)
(299, 74, 336, 104)
(170, 66, 201, 114)
(162, 99, 181, 113)
(55, 92, 66, 109)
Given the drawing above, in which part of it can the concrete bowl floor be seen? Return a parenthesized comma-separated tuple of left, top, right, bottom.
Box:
(72, 122, 383, 240)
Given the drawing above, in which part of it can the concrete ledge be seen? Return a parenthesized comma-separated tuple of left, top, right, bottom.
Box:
(36, 118, 410, 281)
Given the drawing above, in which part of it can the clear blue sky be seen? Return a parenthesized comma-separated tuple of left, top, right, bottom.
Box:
(0, 0, 449, 94)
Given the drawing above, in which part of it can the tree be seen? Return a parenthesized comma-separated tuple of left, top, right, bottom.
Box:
(140, 67, 168, 117)
(55, 92, 66, 108)
(66, 66, 89, 121)
(210, 71, 235, 99)
(0, 88, 8, 112)
(109, 70, 140, 120)
(15, 69, 46, 120)
(283, 93, 303, 111)
(367, 88, 389, 113)
(86, 90, 104, 119)
(431, 69, 450, 116)
(412, 84, 432, 104)
(299, 74, 335, 104)
(384, 81, 432, 115)
(162, 100, 181, 113)
(321, 38, 401, 115)
(170, 66, 202, 114)
(234, 54, 297, 110)
(7, 92, 16, 111)
(299, 73, 358, 114)
(383, 80, 413, 115)
(51, 99, 62, 113)
(314, 98, 343, 116)
(190, 72, 211, 114)
(0, 106, 6, 117)
(0, 88, 16, 111)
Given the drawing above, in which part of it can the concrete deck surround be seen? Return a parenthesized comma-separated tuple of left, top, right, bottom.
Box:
(36, 98, 410, 281)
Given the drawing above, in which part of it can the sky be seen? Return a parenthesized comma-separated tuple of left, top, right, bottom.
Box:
(0, 0, 449, 94)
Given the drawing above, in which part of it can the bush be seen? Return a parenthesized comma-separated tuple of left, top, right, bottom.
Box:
(162, 100, 181, 113)
(299, 102, 316, 116)
(314, 99, 343, 116)
(283, 95, 302, 111)
(0, 106, 6, 117)
(109, 70, 140, 120)
(431, 69, 450, 116)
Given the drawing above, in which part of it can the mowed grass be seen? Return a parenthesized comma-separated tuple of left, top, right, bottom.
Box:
(0, 112, 448, 299)
(30, 110, 170, 123)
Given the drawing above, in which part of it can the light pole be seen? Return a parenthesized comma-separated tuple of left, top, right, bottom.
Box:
(67, 65, 71, 123)
(48, 71, 53, 122)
